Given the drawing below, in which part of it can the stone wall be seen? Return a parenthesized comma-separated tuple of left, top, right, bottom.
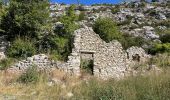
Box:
(6, 27, 150, 79)
(77, 27, 128, 79)
(56, 27, 150, 79)
(7, 54, 56, 73)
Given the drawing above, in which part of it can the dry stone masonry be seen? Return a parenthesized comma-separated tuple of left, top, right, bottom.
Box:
(6, 27, 151, 79)
(7, 54, 56, 73)
(56, 26, 150, 79)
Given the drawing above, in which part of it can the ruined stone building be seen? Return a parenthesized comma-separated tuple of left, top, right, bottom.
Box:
(3, 27, 150, 80)
(57, 26, 150, 79)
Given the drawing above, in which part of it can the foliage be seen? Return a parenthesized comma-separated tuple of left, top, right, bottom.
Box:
(59, 5, 79, 34)
(7, 37, 36, 59)
(120, 34, 147, 49)
(78, 11, 85, 21)
(159, 29, 170, 43)
(18, 65, 39, 84)
(160, 34, 170, 43)
(39, 4, 79, 61)
(0, 0, 6, 33)
(39, 34, 72, 61)
(93, 18, 122, 43)
(0, 58, 15, 70)
(149, 53, 170, 69)
(0, 0, 50, 40)
(148, 43, 170, 55)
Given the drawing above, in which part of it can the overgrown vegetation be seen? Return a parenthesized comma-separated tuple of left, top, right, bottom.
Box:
(93, 18, 122, 42)
(42, 4, 79, 61)
(148, 43, 170, 55)
(0, 0, 79, 61)
(7, 37, 36, 59)
(0, 0, 50, 40)
(18, 65, 42, 84)
(93, 18, 148, 49)
(0, 58, 15, 70)
(120, 34, 148, 49)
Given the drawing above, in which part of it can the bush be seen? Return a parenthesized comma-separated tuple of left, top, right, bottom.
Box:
(42, 4, 79, 61)
(120, 35, 147, 49)
(0, 0, 50, 40)
(0, 58, 15, 70)
(93, 18, 122, 43)
(7, 37, 36, 59)
(160, 34, 170, 43)
(149, 53, 170, 69)
(39, 34, 73, 61)
(148, 43, 170, 55)
(18, 65, 39, 84)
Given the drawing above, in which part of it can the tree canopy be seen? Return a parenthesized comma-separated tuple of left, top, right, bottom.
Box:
(0, 0, 50, 40)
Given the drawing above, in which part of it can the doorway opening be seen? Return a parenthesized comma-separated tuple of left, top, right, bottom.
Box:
(80, 50, 95, 75)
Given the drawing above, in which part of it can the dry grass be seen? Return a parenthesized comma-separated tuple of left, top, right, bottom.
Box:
(0, 54, 170, 100)
(0, 69, 82, 100)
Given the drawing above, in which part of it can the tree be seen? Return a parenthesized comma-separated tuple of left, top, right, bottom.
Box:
(41, 5, 79, 61)
(93, 18, 122, 42)
(0, 0, 50, 40)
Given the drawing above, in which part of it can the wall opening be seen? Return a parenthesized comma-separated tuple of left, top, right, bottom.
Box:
(80, 51, 95, 75)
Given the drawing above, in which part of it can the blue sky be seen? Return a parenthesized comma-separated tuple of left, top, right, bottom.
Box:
(51, 0, 124, 5)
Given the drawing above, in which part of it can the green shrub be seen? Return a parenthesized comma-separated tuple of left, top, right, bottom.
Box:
(42, 5, 79, 61)
(120, 35, 147, 49)
(160, 34, 170, 43)
(0, 58, 15, 70)
(39, 35, 73, 61)
(7, 37, 36, 59)
(0, 0, 50, 40)
(149, 43, 170, 55)
(149, 53, 170, 68)
(93, 18, 122, 43)
(18, 65, 39, 84)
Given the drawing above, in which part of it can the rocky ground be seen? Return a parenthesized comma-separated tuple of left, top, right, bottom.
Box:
(52, 1, 169, 46)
